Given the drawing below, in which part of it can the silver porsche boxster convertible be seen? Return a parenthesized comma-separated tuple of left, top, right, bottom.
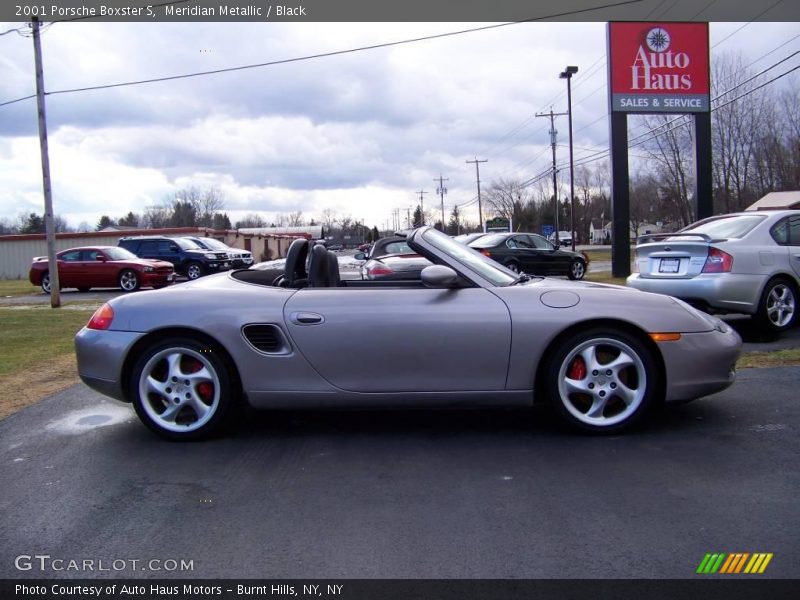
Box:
(75, 226, 741, 440)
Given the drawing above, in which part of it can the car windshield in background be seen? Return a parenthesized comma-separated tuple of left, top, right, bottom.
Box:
(199, 238, 228, 250)
(468, 233, 509, 249)
(679, 214, 767, 239)
(421, 228, 517, 287)
(177, 238, 202, 250)
(104, 247, 138, 260)
(383, 241, 413, 255)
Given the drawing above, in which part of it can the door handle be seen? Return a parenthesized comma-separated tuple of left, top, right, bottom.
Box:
(290, 312, 324, 325)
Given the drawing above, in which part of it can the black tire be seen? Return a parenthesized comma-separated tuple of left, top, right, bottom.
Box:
(505, 261, 521, 274)
(568, 259, 586, 280)
(755, 278, 797, 333)
(77, 287, 91, 293)
(185, 261, 204, 280)
(543, 328, 659, 434)
(41, 272, 52, 294)
(128, 337, 234, 441)
(118, 269, 140, 292)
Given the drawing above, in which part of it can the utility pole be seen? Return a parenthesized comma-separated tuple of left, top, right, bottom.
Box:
(406, 207, 412, 229)
(434, 175, 448, 231)
(536, 109, 567, 246)
(415, 190, 428, 226)
(466, 158, 487, 232)
(32, 17, 60, 308)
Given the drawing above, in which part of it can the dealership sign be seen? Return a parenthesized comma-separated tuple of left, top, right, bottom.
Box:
(608, 22, 710, 113)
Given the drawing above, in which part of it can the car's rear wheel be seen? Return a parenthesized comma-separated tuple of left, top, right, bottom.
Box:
(129, 337, 233, 440)
(756, 279, 797, 333)
(186, 261, 204, 280)
(544, 329, 658, 433)
(568, 259, 586, 280)
(505, 261, 520, 273)
(77, 287, 90, 293)
(118, 269, 140, 292)
(41, 272, 51, 294)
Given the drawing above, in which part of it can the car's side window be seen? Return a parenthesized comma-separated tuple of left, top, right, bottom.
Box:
(516, 236, 535, 249)
(139, 241, 158, 254)
(789, 217, 800, 246)
(158, 241, 178, 253)
(506, 238, 518, 249)
(61, 250, 81, 262)
(770, 219, 790, 246)
(531, 235, 551, 250)
(84, 250, 103, 261)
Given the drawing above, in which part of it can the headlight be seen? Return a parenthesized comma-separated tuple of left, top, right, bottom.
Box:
(205, 253, 216, 260)
(143, 266, 154, 273)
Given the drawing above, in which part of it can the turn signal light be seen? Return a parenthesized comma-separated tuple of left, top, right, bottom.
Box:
(480, 249, 491, 257)
(649, 332, 682, 342)
(87, 303, 114, 330)
(702, 247, 733, 273)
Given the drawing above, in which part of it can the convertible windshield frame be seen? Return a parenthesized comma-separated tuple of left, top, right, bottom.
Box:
(415, 227, 518, 287)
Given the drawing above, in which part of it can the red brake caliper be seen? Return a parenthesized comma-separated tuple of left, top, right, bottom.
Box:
(184, 358, 213, 402)
(568, 356, 586, 380)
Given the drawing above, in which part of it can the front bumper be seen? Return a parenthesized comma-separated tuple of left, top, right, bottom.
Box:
(140, 272, 175, 287)
(660, 326, 742, 403)
(627, 273, 765, 314)
(205, 260, 231, 272)
(74, 327, 145, 402)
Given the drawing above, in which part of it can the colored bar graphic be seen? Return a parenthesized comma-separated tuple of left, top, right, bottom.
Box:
(698, 552, 773, 574)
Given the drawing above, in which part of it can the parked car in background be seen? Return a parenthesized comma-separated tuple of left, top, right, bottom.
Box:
(119, 236, 230, 280)
(627, 210, 800, 333)
(29, 246, 174, 293)
(469, 232, 588, 280)
(549, 230, 574, 246)
(183, 236, 253, 268)
(355, 235, 431, 281)
(75, 226, 741, 440)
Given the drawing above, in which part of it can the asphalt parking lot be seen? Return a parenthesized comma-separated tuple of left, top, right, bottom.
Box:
(1, 364, 798, 579)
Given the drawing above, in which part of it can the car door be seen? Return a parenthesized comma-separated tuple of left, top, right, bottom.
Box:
(530, 234, 569, 274)
(511, 235, 546, 273)
(283, 287, 512, 393)
(57, 250, 82, 287)
(83, 249, 115, 287)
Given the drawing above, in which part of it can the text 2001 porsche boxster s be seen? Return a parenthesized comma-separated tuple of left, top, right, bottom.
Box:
(75, 227, 741, 440)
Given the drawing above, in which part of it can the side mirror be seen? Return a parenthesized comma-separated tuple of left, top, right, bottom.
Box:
(354, 252, 366, 261)
(421, 265, 460, 289)
(169, 245, 179, 252)
(95, 255, 106, 261)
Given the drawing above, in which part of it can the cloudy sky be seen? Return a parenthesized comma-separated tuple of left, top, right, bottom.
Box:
(0, 18, 798, 231)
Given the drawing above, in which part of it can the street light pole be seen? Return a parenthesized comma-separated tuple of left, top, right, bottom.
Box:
(560, 65, 578, 251)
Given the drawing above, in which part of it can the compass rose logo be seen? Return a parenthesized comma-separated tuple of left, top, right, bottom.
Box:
(646, 27, 671, 52)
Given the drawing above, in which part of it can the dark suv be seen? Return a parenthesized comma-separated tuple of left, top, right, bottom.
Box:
(118, 236, 231, 280)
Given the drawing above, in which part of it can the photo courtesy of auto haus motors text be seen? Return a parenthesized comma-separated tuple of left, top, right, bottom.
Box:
(609, 21, 710, 113)
(13, 583, 344, 597)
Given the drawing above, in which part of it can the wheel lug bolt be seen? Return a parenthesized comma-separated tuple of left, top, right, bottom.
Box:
(172, 377, 177, 382)
(606, 369, 612, 376)
(174, 397, 180, 404)
(185, 393, 191, 399)
(599, 391, 606, 397)
(166, 387, 171, 393)
(610, 383, 617, 389)
(588, 383, 595, 389)
(592, 370, 599, 376)
(185, 380, 190, 386)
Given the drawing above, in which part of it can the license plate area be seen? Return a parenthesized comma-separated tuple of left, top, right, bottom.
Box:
(658, 258, 680, 273)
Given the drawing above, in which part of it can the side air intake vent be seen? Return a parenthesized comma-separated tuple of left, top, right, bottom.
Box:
(242, 324, 289, 354)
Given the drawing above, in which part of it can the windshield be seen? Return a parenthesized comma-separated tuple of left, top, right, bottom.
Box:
(469, 233, 508, 248)
(198, 238, 228, 250)
(679, 214, 766, 239)
(105, 247, 138, 260)
(177, 238, 203, 250)
(420, 228, 517, 286)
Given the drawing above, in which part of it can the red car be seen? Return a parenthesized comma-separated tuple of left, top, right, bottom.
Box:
(29, 246, 175, 293)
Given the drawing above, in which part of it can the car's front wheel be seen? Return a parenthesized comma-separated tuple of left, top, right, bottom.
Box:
(544, 329, 658, 433)
(756, 278, 797, 333)
(41, 272, 52, 294)
(568, 259, 586, 280)
(186, 261, 204, 280)
(505, 261, 520, 274)
(118, 269, 140, 292)
(129, 338, 234, 440)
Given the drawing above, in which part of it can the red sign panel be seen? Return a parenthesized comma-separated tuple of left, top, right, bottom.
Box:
(608, 22, 710, 113)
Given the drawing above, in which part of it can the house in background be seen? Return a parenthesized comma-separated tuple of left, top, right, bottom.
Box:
(745, 191, 800, 211)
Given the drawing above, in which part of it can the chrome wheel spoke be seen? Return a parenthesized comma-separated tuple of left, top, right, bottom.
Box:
(188, 395, 211, 419)
(159, 403, 182, 423)
(615, 382, 638, 406)
(186, 367, 213, 385)
(564, 377, 591, 395)
(146, 375, 168, 397)
(606, 351, 635, 373)
(580, 346, 601, 373)
(586, 395, 608, 419)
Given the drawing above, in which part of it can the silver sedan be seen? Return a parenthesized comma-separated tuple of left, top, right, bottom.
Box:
(628, 210, 800, 333)
(75, 226, 741, 440)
